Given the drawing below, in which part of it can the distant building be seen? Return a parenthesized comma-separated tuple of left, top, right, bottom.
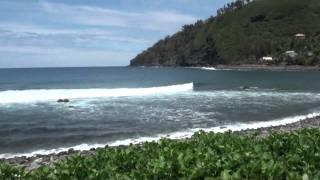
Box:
(262, 57, 273, 61)
(285, 50, 297, 58)
(295, 33, 306, 39)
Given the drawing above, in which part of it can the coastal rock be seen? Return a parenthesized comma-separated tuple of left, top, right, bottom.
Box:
(50, 156, 54, 162)
(240, 86, 250, 90)
(29, 158, 43, 170)
(58, 151, 68, 156)
(57, 99, 70, 103)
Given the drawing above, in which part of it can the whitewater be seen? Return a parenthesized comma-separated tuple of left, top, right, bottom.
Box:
(1, 111, 319, 159)
(0, 83, 193, 104)
(1, 67, 320, 158)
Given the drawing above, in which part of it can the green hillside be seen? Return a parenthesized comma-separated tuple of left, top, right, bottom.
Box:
(130, 0, 320, 66)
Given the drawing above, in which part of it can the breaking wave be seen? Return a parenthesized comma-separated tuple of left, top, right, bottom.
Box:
(1, 111, 319, 159)
(0, 83, 193, 104)
(200, 67, 217, 71)
(187, 67, 217, 71)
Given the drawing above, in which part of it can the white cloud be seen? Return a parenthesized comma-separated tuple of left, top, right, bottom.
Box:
(38, 2, 198, 32)
(0, 1, 202, 67)
(0, 24, 111, 36)
(0, 45, 130, 55)
(0, 23, 152, 44)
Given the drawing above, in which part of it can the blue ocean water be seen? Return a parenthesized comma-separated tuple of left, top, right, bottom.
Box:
(1, 67, 320, 157)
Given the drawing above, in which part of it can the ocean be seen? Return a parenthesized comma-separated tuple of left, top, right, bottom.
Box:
(1, 67, 320, 158)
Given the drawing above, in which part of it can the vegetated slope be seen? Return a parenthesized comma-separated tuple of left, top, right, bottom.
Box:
(130, 0, 320, 66)
(1, 129, 320, 179)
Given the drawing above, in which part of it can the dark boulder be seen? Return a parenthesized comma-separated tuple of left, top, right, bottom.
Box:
(57, 99, 70, 103)
(240, 86, 251, 90)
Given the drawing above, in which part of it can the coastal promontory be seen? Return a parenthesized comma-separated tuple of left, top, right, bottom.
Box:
(130, 0, 320, 67)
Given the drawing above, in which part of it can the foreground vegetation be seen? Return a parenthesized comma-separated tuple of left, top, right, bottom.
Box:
(1, 129, 320, 179)
(130, 0, 320, 66)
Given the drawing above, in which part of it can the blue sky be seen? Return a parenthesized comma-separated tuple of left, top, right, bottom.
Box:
(0, 0, 230, 68)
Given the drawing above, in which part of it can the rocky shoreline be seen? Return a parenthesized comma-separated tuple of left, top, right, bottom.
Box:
(238, 116, 320, 137)
(216, 65, 320, 71)
(1, 147, 99, 170)
(1, 116, 320, 170)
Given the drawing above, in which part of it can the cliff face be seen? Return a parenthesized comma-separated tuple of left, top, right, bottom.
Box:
(130, 0, 320, 67)
(130, 23, 222, 67)
(130, 44, 221, 67)
(130, 18, 222, 67)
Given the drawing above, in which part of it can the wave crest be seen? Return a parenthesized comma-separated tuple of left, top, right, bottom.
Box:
(0, 83, 193, 104)
(200, 67, 217, 70)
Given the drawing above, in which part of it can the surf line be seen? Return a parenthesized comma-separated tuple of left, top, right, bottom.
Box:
(0, 83, 194, 104)
(1, 111, 319, 159)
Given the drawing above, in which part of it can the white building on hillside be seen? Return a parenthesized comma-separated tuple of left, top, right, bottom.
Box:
(262, 57, 273, 61)
(285, 51, 297, 58)
(295, 33, 306, 39)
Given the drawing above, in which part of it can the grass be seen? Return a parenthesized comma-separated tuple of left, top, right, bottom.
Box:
(1, 128, 320, 179)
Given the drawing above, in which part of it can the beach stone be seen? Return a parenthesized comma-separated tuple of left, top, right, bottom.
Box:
(28, 158, 43, 169)
(68, 148, 75, 154)
(34, 158, 43, 163)
(58, 151, 67, 156)
(18, 159, 27, 165)
(30, 161, 41, 169)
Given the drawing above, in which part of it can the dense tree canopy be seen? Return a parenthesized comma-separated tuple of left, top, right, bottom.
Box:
(130, 0, 320, 66)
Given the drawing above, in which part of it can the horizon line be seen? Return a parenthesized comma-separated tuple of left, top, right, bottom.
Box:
(0, 65, 131, 70)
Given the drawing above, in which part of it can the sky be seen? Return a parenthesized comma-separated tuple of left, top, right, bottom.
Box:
(0, 0, 231, 68)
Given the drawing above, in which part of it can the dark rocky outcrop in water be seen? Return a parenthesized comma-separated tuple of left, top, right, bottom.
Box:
(239, 86, 251, 90)
(57, 99, 70, 103)
(130, 0, 320, 67)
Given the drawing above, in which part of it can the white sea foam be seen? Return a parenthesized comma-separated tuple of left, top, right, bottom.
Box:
(188, 67, 217, 71)
(0, 83, 193, 104)
(200, 67, 217, 70)
(1, 111, 319, 159)
(193, 90, 320, 100)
